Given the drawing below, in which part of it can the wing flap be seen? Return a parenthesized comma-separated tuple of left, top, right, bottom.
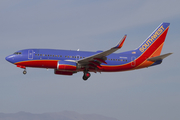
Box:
(94, 58, 107, 64)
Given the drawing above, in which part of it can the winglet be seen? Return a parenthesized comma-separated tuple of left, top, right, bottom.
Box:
(114, 34, 127, 48)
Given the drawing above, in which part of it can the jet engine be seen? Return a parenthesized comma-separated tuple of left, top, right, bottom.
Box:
(57, 61, 77, 71)
(54, 61, 81, 76)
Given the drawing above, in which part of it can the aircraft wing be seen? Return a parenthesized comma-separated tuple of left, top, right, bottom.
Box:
(77, 35, 127, 67)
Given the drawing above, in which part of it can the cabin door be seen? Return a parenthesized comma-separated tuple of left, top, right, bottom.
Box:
(76, 55, 80, 61)
(131, 56, 136, 67)
(28, 50, 33, 59)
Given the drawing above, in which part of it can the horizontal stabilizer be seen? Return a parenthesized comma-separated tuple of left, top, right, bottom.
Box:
(147, 53, 173, 62)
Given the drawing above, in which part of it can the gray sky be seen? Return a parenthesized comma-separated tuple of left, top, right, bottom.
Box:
(1, 0, 180, 120)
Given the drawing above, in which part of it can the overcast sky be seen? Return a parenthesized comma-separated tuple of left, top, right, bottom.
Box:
(1, 0, 180, 120)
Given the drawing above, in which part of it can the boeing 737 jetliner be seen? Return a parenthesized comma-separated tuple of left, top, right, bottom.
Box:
(6, 23, 172, 80)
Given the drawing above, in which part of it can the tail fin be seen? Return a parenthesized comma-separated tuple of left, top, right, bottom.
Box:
(137, 22, 170, 57)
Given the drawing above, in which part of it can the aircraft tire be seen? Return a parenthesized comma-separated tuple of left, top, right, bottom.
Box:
(83, 76, 88, 81)
(82, 72, 91, 81)
(23, 70, 27, 75)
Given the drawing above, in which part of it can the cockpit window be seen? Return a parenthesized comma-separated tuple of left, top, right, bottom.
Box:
(14, 52, 22, 55)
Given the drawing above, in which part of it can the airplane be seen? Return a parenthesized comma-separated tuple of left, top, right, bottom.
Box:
(6, 22, 172, 80)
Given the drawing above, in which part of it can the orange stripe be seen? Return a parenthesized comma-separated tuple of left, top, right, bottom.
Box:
(135, 41, 165, 69)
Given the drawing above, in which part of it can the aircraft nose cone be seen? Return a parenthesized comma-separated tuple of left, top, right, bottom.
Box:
(5, 55, 15, 63)
(5, 56, 10, 61)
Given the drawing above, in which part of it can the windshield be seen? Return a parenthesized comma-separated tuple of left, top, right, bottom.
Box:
(14, 52, 22, 55)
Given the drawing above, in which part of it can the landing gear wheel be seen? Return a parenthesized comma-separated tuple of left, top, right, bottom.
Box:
(23, 70, 27, 75)
(82, 72, 91, 81)
(83, 76, 88, 81)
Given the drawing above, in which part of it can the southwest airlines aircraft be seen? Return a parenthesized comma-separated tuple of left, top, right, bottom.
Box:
(6, 23, 172, 80)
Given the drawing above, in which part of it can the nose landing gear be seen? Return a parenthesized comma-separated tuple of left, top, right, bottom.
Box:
(16, 65, 27, 75)
(23, 69, 27, 75)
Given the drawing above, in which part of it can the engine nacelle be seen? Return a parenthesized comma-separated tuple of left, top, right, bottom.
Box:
(55, 61, 82, 76)
(54, 70, 73, 76)
(57, 61, 79, 71)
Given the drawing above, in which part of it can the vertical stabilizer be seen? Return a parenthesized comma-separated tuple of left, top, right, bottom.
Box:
(137, 22, 170, 57)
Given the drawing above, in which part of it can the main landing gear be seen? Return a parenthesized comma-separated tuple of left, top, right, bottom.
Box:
(83, 70, 91, 81)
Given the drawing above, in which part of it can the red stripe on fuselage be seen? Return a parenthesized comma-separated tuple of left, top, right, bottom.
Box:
(15, 60, 58, 68)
